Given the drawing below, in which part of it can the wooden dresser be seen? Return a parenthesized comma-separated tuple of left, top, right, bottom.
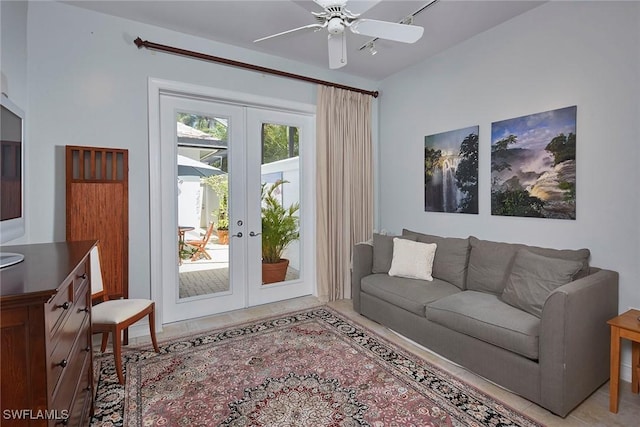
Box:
(0, 241, 96, 426)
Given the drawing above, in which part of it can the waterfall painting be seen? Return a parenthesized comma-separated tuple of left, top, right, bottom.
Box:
(491, 105, 577, 219)
(424, 126, 479, 214)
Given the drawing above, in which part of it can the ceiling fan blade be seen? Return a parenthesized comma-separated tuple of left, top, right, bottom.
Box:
(343, 1, 381, 16)
(350, 19, 424, 43)
(313, 0, 347, 9)
(254, 23, 325, 43)
(328, 33, 347, 69)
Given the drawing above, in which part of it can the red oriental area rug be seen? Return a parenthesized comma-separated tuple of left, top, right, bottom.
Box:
(91, 307, 543, 427)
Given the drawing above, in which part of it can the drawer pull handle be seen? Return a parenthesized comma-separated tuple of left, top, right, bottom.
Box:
(79, 273, 87, 279)
(80, 307, 89, 313)
(85, 346, 91, 352)
(57, 302, 70, 310)
(57, 359, 68, 368)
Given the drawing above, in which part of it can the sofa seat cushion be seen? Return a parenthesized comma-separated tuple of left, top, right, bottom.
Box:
(361, 274, 461, 316)
(425, 291, 540, 360)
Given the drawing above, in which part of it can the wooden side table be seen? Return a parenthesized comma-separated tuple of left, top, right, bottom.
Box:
(178, 226, 195, 264)
(607, 309, 640, 413)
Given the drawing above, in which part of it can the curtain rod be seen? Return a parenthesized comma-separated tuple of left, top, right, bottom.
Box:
(134, 37, 379, 98)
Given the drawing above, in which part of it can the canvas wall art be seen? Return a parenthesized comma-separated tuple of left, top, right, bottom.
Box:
(491, 106, 576, 219)
(424, 126, 479, 214)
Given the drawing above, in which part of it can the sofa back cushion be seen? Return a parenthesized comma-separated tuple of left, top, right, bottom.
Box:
(501, 249, 584, 317)
(466, 236, 590, 295)
(372, 233, 417, 274)
(402, 229, 470, 289)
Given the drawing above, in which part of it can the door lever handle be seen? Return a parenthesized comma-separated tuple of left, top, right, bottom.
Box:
(249, 231, 261, 237)
(231, 232, 243, 238)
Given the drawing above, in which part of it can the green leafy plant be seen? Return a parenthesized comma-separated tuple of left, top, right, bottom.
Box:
(261, 180, 300, 263)
(179, 244, 198, 260)
(205, 174, 229, 230)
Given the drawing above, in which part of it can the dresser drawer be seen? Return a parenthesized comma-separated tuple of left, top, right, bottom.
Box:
(73, 260, 89, 299)
(46, 278, 74, 335)
(64, 352, 92, 427)
(51, 317, 92, 419)
(49, 283, 90, 398)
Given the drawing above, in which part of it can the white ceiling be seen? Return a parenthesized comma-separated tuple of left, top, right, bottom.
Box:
(64, 0, 545, 81)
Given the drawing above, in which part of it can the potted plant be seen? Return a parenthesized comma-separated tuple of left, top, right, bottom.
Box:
(205, 175, 229, 245)
(261, 180, 300, 284)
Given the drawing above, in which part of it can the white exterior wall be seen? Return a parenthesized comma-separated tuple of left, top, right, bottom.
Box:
(262, 157, 301, 271)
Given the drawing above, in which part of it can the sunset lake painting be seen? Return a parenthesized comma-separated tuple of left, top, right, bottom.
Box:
(425, 125, 479, 214)
(491, 106, 577, 219)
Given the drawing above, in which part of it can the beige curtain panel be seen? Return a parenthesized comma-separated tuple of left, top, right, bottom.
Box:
(316, 85, 374, 302)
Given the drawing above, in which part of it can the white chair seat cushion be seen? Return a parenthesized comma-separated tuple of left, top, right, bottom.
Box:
(92, 299, 153, 324)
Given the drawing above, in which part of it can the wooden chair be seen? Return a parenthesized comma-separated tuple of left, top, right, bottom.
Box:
(185, 222, 215, 261)
(90, 245, 160, 384)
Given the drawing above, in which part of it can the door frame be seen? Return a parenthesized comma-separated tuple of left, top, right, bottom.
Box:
(148, 78, 316, 329)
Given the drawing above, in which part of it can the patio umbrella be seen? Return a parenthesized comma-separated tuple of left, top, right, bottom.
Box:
(177, 154, 224, 177)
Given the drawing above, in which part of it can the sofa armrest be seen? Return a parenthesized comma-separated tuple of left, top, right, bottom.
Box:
(351, 243, 373, 312)
(539, 268, 619, 416)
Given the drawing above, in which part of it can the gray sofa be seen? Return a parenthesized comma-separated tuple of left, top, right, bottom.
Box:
(351, 229, 619, 417)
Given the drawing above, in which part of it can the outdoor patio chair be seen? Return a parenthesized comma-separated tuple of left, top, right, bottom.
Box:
(185, 222, 215, 261)
(90, 245, 160, 384)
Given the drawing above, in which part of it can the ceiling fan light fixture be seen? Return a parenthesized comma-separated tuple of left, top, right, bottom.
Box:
(328, 17, 345, 34)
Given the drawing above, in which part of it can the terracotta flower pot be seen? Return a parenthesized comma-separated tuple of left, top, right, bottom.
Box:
(217, 230, 229, 245)
(262, 259, 289, 285)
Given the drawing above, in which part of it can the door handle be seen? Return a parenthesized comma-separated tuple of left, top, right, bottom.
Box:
(249, 231, 261, 237)
(231, 232, 243, 238)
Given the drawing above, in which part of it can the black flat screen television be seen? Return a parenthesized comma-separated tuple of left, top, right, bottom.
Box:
(0, 94, 26, 267)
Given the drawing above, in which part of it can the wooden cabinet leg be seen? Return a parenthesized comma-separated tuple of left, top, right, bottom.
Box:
(610, 326, 621, 413)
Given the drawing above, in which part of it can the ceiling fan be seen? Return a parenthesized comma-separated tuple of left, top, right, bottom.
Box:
(254, 0, 424, 69)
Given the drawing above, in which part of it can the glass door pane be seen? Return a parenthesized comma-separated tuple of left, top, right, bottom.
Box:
(176, 112, 230, 299)
(260, 122, 301, 284)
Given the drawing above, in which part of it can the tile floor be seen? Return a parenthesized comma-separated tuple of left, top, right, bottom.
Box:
(127, 296, 640, 426)
(178, 240, 300, 298)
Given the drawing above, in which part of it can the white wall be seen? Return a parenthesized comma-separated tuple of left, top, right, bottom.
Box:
(1, 0, 28, 108)
(378, 1, 639, 376)
(24, 1, 376, 299)
(1, 0, 29, 244)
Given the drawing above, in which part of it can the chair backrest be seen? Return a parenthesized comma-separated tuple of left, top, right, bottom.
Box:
(90, 245, 106, 298)
(202, 222, 215, 243)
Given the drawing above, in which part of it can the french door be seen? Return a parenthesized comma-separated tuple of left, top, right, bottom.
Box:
(157, 91, 314, 324)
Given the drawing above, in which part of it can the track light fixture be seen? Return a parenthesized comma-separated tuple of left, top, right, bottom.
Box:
(367, 41, 377, 56)
(358, 0, 439, 54)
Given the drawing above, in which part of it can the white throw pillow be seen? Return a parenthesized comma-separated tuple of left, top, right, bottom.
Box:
(388, 238, 437, 281)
